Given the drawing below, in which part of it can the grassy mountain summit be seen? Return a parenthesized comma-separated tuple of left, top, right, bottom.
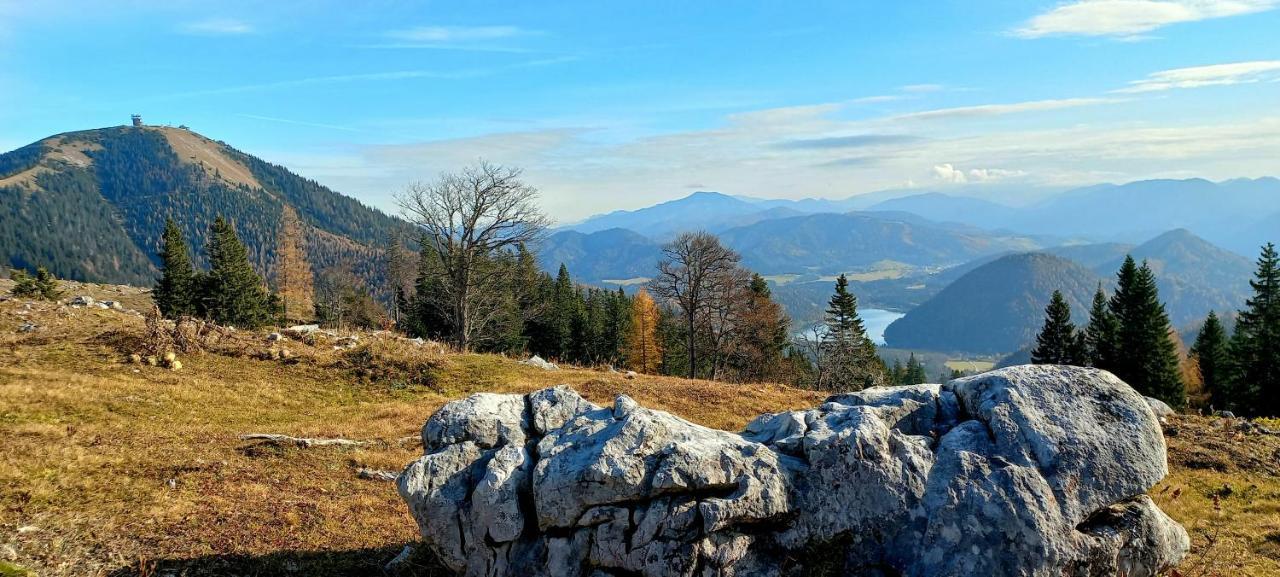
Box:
(0, 124, 411, 288)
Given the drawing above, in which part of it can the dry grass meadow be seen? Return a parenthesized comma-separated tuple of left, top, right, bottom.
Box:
(0, 283, 1277, 576)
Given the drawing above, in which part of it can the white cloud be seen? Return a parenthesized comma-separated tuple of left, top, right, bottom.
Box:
(889, 98, 1121, 121)
(1117, 60, 1280, 92)
(179, 18, 254, 36)
(932, 164, 1027, 183)
(900, 84, 945, 93)
(1014, 0, 1277, 39)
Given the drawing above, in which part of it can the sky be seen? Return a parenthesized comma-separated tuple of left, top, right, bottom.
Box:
(1, 0, 1278, 222)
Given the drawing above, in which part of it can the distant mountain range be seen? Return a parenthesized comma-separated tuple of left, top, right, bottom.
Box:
(543, 204, 1043, 285)
(562, 178, 1279, 257)
(0, 125, 411, 287)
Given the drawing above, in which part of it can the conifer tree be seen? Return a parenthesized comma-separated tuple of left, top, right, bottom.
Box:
(730, 274, 791, 382)
(1109, 256, 1185, 408)
(154, 218, 196, 317)
(274, 207, 314, 323)
(626, 289, 663, 374)
(551, 264, 578, 360)
(819, 274, 885, 390)
(1191, 311, 1230, 411)
(408, 239, 453, 340)
(1227, 243, 1280, 416)
(10, 266, 63, 300)
(1031, 290, 1085, 365)
(1084, 284, 1119, 371)
(202, 216, 275, 328)
(903, 353, 927, 385)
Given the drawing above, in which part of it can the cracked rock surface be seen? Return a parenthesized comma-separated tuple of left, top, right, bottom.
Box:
(398, 366, 1189, 576)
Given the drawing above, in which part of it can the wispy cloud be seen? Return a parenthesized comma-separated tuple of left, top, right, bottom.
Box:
(179, 18, 254, 36)
(900, 84, 945, 93)
(777, 134, 923, 150)
(1116, 60, 1280, 92)
(375, 24, 538, 51)
(889, 97, 1122, 121)
(1013, 0, 1278, 39)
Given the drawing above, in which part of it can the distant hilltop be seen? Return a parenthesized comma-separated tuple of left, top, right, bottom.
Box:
(0, 124, 413, 288)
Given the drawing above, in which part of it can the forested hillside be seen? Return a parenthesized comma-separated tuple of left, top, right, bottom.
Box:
(883, 252, 1102, 354)
(0, 125, 414, 289)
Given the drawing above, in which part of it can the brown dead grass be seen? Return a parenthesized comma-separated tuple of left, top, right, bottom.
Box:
(0, 289, 1276, 576)
(154, 127, 261, 191)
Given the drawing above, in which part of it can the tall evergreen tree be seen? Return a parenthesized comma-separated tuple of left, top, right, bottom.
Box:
(1109, 256, 1185, 408)
(730, 274, 791, 382)
(903, 353, 928, 386)
(202, 216, 275, 328)
(1031, 290, 1085, 365)
(154, 218, 197, 318)
(1191, 311, 1230, 411)
(408, 239, 453, 341)
(1084, 284, 1119, 371)
(1227, 243, 1280, 416)
(550, 264, 578, 360)
(819, 274, 885, 390)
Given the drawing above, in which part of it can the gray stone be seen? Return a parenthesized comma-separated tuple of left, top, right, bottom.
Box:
(521, 355, 559, 371)
(1146, 396, 1175, 418)
(399, 365, 1188, 576)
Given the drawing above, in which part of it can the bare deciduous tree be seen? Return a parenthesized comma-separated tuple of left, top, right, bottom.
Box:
(397, 161, 550, 351)
(648, 231, 742, 379)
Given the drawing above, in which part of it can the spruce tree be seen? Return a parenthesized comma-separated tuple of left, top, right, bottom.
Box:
(1227, 243, 1280, 416)
(1191, 311, 1230, 411)
(903, 353, 927, 385)
(154, 218, 197, 318)
(202, 216, 274, 328)
(550, 264, 577, 360)
(1084, 284, 1119, 371)
(409, 240, 453, 340)
(1109, 256, 1185, 408)
(10, 266, 63, 300)
(1031, 290, 1084, 365)
(820, 274, 885, 390)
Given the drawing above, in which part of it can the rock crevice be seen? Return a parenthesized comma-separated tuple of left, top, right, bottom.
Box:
(398, 366, 1189, 577)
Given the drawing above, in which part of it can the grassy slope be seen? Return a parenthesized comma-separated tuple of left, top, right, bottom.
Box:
(0, 283, 1276, 576)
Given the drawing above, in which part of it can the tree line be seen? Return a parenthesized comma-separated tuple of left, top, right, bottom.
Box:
(1032, 245, 1279, 416)
(149, 161, 895, 390)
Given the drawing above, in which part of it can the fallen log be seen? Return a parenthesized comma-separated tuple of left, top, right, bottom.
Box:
(238, 433, 368, 448)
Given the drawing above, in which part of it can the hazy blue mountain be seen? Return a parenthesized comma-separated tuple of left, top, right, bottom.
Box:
(1020, 178, 1280, 249)
(538, 228, 662, 283)
(883, 252, 1102, 354)
(1093, 228, 1253, 325)
(718, 212, 1041, 274)
(562, 191, 772, 239)
(867, 192, 1020, 229)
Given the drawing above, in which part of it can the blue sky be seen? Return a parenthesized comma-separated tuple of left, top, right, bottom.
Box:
(1, 0, 1278, 221)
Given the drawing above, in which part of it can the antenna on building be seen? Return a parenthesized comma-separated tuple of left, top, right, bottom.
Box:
(131, 115, 143, 127)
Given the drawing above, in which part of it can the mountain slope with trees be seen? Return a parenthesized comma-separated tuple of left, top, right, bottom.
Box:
(0, 124, 413, 290)
(883, 252, 1102, 354)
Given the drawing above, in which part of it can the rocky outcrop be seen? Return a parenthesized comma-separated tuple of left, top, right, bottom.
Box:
(398, 366, 1189, 577)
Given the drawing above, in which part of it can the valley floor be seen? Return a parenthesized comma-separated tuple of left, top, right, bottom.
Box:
(0, 284, 1277, 576)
